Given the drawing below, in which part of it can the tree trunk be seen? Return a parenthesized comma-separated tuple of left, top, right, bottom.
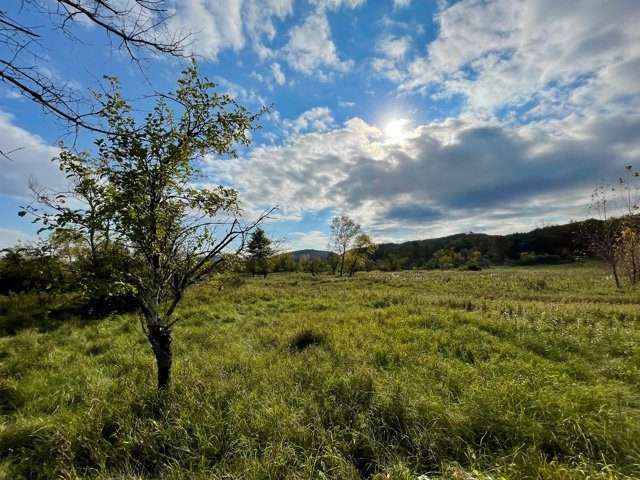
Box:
(339, 252, 345, 276)
(632, 238, 638, 284)
(148, 324, 172, 390)
(612, 260, 621, 289)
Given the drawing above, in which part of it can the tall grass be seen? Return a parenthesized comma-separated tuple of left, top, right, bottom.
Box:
(1, 264, 639, 478)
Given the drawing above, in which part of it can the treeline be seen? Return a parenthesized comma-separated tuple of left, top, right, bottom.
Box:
(372, 221, 588, 270)
(243, 220, 591, 275)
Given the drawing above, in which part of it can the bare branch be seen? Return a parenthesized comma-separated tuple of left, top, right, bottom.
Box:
(1, 0, 191, 133)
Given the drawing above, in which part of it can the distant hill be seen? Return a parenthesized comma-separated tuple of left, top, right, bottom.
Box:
(288, 219, 600, 267)
(372, 220, 596, 267)
(288, 249, 332, 259)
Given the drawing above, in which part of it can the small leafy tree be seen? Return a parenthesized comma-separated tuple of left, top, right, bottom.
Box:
(329, 215, 361, 276)
(433, 248, 459, 270)
(617, 221, 640, 285)
(308, 257, 326, 276)
(616, 166, 640, 285)
(246, 228, 273, 278)
(347, 233, 375, 276)
(23, 63, 271, 389)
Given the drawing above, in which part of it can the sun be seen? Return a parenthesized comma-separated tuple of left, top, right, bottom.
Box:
(383, 118, 410, 141)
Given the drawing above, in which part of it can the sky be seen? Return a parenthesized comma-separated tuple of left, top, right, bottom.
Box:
(1, 0, 639, 251)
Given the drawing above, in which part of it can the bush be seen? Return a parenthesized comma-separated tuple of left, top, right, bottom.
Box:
(0, 248, 69, 295)
(465, 263, 483, 271)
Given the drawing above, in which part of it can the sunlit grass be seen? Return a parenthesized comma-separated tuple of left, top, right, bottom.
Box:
(1, 264, 639, 478)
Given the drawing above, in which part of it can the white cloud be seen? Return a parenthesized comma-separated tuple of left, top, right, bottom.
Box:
(283, 11, 353, 78)
(283, 107, 336, 134)
(377, 35, 410, 60)
(166, 0, 244, 58)
(213, 76, 267, 107)
(399, 0, 640, 119)
(311, 0, 366, 10)
(0, 111, 62, 199)
(271, 62, 286, 86)
(372, 35, 411, 82)
(166, 0, 293, 59)
(165, 0, 357, 77)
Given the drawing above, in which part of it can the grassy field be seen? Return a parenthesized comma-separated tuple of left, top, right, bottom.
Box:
(1, 264, 639, 479)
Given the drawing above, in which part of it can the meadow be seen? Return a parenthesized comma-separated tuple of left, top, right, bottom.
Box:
(1, 264, 639, 479)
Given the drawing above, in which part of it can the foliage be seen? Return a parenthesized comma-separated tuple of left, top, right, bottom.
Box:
(74, 243, 139, 316)
(0, 266, 639, 478)
(346, 233, 376, 276)
(271, 253, 298, 273)
(299, 256, 328, 276)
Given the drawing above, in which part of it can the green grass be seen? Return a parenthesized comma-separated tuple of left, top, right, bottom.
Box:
(1, 264, 639, 479)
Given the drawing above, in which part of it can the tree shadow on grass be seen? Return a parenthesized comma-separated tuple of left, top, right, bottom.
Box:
(0, 292, 139, 336)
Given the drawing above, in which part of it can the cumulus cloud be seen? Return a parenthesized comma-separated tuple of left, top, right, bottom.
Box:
(399, 0, 640, 119)
(0, 111, 62, 199)
(283, 11, 353, 78)
(203, 112, 640, 239)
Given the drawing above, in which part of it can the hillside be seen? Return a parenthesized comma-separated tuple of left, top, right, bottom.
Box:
(289, 249, 332, 259)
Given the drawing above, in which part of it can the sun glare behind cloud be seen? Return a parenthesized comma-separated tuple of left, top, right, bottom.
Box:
(383, 118, 410, 141)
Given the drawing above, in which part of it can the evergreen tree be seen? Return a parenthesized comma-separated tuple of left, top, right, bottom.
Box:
(247, 228, 273, 278)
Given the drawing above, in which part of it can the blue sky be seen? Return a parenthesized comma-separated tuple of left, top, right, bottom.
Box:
(1, 0, 640, 250)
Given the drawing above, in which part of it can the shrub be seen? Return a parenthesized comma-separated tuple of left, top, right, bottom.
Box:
(0, 248, 69, 295)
